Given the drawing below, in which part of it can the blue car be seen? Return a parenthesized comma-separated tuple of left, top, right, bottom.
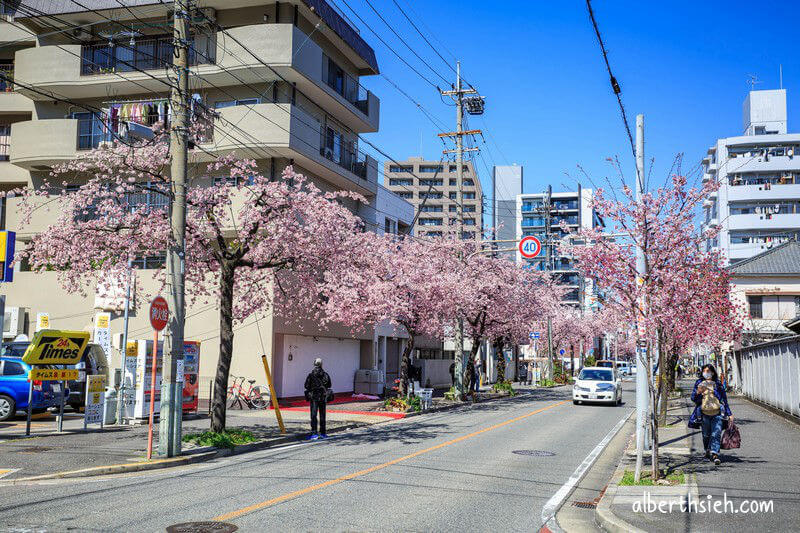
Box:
(0, 356, 68, 421)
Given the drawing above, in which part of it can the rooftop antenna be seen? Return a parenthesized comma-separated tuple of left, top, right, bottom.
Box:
(746, 74, 762, 91)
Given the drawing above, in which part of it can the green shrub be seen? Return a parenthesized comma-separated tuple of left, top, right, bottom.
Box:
(584, 355, 596, 367)
(620, 469, 684, 486)
(492, 380, 516, 396)
(444, 386, 459, 401)
(384, 394, 422, 411)
(182, 429, 257, 449)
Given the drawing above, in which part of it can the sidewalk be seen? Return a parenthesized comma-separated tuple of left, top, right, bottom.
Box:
(596, 379, 800, 531)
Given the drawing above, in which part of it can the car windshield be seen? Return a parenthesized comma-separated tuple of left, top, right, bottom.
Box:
(579, 369, 614, 381)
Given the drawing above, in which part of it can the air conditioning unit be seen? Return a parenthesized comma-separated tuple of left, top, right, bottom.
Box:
(2, 306, 26, 340)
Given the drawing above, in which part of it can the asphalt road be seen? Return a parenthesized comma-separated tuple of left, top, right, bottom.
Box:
(0, 383, 634, 532)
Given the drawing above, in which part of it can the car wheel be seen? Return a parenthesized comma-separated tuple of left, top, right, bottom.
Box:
(0, 395, 15, 422)
(573, 400, 580, 405)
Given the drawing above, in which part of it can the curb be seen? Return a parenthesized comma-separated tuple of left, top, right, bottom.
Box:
(594, 435, 647, 533)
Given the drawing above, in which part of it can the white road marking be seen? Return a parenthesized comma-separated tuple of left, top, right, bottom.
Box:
(540, 411, 632, 531)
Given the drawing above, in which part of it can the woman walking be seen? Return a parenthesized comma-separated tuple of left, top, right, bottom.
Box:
(689, 364, 732, 465)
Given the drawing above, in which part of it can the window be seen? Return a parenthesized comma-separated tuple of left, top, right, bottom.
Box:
(418, 218, 442, 226)
(125, 181, 169, 213)
(449, 192, 457, 200)
(448, 178, 474, 186)
(384, 218, 397, 234)
(2, 361, 25, 376)
(464, 205, 476, 213)
(522, 217, 545, 226)
(464, 218, 475, 226)
(0, 123, 9, 161)
(74, 112, 109, 150)
(215, 98, 260, 109)
(420, 205, 442, 212)
(424, 231, 442, 237)
(133, 253, 166, 270)
(522, 200, 543, 211)
(419, 179, 442, 186)
(449, 205, 457, 213)
(214, 175, 254, 187)
(419, 165, 443, 173)
(448, 164, 468, 172)
(420, 192, 442, 199)
(397, 191, 413, 199)
(748, 295, 763, 319)
(463, 192, 476, 200)
(389, 165, 413, 173)
(389, 178, 413, 186)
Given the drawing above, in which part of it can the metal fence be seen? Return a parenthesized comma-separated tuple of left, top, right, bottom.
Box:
(737, 335, 800, 418)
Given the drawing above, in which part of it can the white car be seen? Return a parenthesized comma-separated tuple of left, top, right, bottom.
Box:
(616, 361, 631, 376)
(573, 367, 622, 405)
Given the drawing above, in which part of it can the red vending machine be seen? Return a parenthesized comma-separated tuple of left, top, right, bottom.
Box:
(182, 341, 200, 413)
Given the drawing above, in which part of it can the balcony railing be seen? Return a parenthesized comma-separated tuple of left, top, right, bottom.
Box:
(80, 36, 214, 75)
(319, 128, 369, 179)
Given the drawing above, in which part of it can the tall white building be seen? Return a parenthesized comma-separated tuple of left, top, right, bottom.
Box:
(492, 164, 523, 259)
(701, 89, 800, 265)
(516, 187, 603, 308)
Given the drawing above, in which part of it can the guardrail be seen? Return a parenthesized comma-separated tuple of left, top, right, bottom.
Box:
(737, 335, 800, 418)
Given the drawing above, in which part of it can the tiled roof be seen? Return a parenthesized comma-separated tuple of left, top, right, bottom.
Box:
(729, 240, 800, 275)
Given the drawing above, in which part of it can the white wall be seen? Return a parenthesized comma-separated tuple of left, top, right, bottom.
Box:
(279, 334, 360, 398)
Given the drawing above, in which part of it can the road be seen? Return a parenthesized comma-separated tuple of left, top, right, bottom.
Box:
(0, 383, 634, 532)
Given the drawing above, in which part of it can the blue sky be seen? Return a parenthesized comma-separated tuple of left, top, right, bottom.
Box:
(342, 0, 799, 211)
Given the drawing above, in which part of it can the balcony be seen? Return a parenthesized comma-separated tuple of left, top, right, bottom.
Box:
(197, 103, 377, 197)
(0, 63, 33, 115)
(9, 119, 79, 170)
(728, 213, 800, 231)
(13, 24, 379, 133)
(727, 183, 800, 202)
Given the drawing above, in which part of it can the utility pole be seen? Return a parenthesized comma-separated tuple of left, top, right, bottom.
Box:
(544, 185, 555, 381)
(634, 114, 649, 482)
(440, 61, 481, 396)
(159, 0, 190, 457)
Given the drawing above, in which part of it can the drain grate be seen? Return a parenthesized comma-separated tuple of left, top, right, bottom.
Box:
(166, 522, 238, 533)
(512, 449, 555, 457)
(572, 500, 598, 509)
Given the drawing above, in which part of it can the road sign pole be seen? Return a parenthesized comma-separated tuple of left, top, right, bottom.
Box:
(147, 329, 158, 460)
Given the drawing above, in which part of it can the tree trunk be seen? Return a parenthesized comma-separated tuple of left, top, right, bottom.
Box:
(570, 344, 575, 377)
(656, 334, 668, 426)
(211, 260, 236, 433)
(399, 334, 415, 397)
(660, 347, 679, 425)
(494, 338, 506, 382)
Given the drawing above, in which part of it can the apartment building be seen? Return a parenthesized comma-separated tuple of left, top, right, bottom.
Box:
(701, 89, 800, 265)
(515, 187, 603, 308)
(0, 0, 418, 400)
(492, 164, 523, 259)
(383, 156, 483, 242)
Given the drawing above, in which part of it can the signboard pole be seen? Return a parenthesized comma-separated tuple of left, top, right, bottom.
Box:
(57, 372, 65, 433)
(84, 378, 88, 432)
(25, 380, 33, 436)
(147, 329, 158, 460)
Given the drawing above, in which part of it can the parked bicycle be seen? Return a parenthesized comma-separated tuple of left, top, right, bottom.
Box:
(227, 375, 269, 410)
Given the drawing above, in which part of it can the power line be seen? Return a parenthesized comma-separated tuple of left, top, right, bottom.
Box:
(359, 0, 450, 86)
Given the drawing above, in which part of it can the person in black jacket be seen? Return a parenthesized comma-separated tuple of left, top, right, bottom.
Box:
(304, 358, 332, 440)
(688, 364, 732, 465)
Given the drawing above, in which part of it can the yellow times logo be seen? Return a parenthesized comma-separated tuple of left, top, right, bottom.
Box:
(22, 330, 90, 365)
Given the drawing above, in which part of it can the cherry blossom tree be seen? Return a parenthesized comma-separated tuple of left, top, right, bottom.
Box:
(15, 132, 367, 432)
(321, 235, 461, 396)
(564, 173, 741, 481)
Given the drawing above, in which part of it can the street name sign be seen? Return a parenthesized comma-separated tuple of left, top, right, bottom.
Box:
(21, 330, 90, 365)
(519, 236, 542, 259)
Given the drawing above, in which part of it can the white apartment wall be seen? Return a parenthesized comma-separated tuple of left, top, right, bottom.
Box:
(277, 334, 360, 398)
(731, 276, 800, 335)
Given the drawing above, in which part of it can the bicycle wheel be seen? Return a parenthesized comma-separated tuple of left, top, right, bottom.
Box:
(248, 387, 268, 409)
(227, 387, 241, 409)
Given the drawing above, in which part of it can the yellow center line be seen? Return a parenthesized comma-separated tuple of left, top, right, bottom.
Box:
(213, 399, 568, 522)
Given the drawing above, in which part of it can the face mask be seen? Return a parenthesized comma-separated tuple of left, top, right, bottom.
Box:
(702, 371, 712, 380)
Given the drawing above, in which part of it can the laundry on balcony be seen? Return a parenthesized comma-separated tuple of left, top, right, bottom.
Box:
(107, 98, 170, 138)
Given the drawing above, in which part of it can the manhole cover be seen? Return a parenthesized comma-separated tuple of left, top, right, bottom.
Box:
(15, 446, 52, 453)
(512, 450, 555, 457)
(166, 522, 238, 533)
